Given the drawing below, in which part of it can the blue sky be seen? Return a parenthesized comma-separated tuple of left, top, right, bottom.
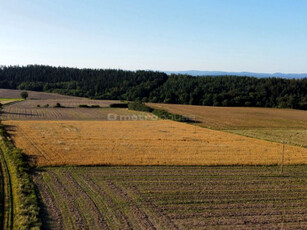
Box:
(1, 0, 306, 73)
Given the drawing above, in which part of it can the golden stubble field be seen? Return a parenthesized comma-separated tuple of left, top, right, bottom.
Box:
(147, 103, 307, 147)
(3, 120, 307, 166)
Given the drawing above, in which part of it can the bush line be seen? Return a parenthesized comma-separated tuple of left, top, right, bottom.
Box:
(109, 103, 128, 108)
(128, 102, 193, 122)
(78, 104, 101, 108)
(0, 124, 41, 230)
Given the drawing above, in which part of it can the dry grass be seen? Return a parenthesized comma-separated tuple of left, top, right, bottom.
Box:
(3, 120, 307, 166)
(147, 103, 307, 147)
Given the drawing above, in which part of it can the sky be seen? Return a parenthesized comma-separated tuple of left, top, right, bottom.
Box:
(0, 0, 307, 73)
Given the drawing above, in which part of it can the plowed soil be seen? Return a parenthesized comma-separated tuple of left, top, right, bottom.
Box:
(33, 165, 307, 230)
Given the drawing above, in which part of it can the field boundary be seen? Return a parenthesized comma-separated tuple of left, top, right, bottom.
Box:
(0, 123, 41, 230)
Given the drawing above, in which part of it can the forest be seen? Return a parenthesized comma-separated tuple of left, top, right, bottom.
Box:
(0, 65, 306, 109)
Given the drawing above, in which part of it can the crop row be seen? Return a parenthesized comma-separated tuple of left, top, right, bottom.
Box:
(33, 166, 307, 230)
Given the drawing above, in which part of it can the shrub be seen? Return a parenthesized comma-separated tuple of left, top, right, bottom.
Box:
(128, 102, 153, 112)
(152, 109, 191, 122)
(78, 104, 90, 108)
(91, 105, 100, 108)
(79, 104, 100, 108)
(54, 102, 63, 108)
(110, 103, 128, 108)
(127, 102, 193, 122)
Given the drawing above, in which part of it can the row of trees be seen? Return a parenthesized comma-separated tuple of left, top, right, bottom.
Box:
(0, 65, 306, 109)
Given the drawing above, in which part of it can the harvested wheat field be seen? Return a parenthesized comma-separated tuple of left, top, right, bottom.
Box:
(0, 107, 149, 121)
(147, 103, 307, 147)
(3, 120, 307, 166)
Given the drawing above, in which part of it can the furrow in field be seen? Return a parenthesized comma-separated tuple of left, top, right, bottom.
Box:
(80, 173, 132, 230)
(33, 166, 307, 229)
(32, 172, 63, 230)
(175, 213, 307, 229)
(60, 172, 109, 229)
(46, 171, 88, 229)
(127, 184, 179, 230)
(105, 180, 157, 230)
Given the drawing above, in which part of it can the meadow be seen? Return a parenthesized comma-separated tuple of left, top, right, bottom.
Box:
(34, 165, 307, 230)
(147, 103, 307, 147)
(3, 120, 307, 166)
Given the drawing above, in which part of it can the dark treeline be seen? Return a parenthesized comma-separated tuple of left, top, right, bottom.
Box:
(0, 65, 306, 109)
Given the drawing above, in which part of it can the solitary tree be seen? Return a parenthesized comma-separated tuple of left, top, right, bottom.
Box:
(20, 91, 29, 100)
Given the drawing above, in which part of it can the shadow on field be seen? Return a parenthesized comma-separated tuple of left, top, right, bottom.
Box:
(2, 125, 18, 137)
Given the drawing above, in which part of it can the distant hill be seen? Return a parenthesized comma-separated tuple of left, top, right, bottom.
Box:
(165, 70, 307, 79)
